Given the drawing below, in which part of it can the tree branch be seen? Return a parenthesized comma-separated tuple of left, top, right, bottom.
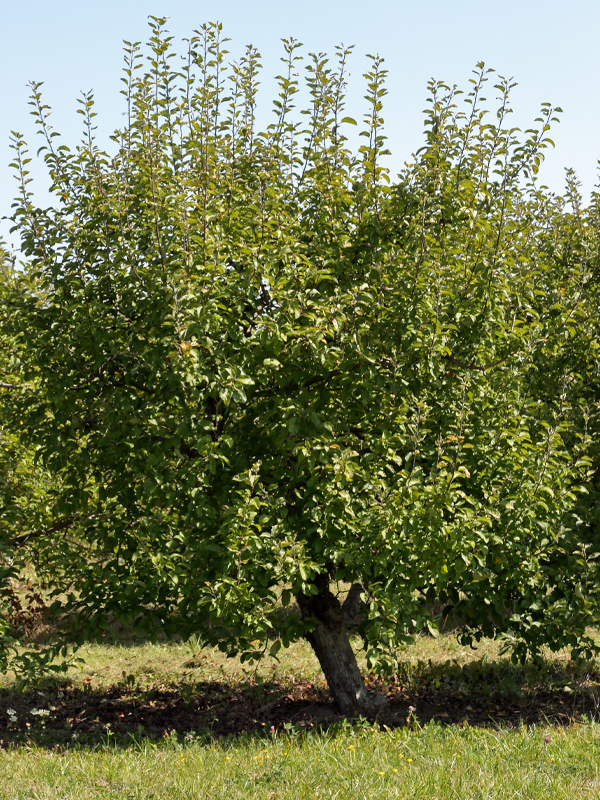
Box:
(179, 441, 201, 459)
(7, 514, 102, 548)
(444, 354, 510, 372)
(342, 583, 367, 629)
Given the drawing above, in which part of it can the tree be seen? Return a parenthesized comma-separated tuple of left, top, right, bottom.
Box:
(0, 243, 21, 667)
(4, 19, 598, 713)
(0, 244, 71, 681)
(530, 171, 600, 616)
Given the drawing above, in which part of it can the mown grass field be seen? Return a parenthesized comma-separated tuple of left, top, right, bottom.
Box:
(1, 634, 600, 798)
(2, 721, 600, 799)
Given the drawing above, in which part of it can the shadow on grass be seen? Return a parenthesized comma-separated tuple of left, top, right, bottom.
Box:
(1, 654, 599, 750)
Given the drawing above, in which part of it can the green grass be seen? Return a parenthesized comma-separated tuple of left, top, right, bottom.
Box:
(1, 721, 600, 799)
(2, 633, 600, 797)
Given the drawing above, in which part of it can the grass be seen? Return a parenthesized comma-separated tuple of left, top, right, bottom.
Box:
(2, 633, 600, 797)
(1, 720, 600, 798)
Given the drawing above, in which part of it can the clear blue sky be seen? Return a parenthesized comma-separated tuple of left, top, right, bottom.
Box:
(2, 0, 599, 248)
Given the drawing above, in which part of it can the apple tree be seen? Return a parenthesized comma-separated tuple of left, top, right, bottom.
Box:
(4, 20, 598, 712)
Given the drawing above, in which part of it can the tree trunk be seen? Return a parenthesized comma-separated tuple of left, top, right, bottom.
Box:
(296, 577, 387, 717)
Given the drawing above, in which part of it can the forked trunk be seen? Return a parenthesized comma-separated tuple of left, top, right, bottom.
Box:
(296, 578, 387, 717)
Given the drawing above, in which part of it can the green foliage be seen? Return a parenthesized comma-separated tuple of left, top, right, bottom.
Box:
(3, 20, 600, 683)
(0, 249, 55, 541)
(0, 245, 74, 681)
(0, 244, 20, 668)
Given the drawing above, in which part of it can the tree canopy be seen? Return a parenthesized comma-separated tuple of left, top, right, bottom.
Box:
(3, 19, 600, 713)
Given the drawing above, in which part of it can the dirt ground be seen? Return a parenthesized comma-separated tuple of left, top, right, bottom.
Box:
(0, 641, 596, 748)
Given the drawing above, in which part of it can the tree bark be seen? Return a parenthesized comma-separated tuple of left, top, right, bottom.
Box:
(296, 577, 387, 717)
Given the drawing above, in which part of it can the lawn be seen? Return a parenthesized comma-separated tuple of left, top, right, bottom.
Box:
(2, 721, 600, 799)
(1, 634, 600, 798)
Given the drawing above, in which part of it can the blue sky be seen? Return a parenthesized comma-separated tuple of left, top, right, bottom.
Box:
(2, 0, 599, 248)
